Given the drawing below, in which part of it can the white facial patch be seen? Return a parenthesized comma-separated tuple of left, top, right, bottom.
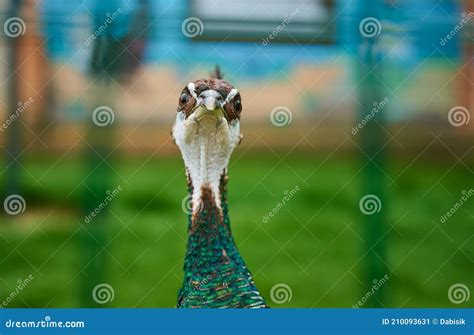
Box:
(187, 82, 198, 100)
(225, 88, 238, 104)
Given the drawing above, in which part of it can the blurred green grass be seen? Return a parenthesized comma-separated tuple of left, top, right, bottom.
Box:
(1, 152, 473, 308)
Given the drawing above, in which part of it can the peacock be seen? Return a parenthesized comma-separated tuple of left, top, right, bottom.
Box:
(172, 68, 267, 308)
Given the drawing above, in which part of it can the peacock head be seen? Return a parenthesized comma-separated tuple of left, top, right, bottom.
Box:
(172, 73, 243, 212)
(173, 76, 242, 136)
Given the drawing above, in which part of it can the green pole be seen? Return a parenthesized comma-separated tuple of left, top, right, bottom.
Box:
(3, 0, 23, 200)
(78, 37, 118, 307)
(357, 7, 389, 307)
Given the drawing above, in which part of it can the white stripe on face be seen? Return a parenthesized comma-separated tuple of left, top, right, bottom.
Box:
(187, 82, 198, 100)
(225, 88, 238, 104)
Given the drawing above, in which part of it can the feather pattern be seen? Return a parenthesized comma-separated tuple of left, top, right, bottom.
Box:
(177, 177, 267, 308)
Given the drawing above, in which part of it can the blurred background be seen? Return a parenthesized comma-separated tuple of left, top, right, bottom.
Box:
(0, 0, 473, 308)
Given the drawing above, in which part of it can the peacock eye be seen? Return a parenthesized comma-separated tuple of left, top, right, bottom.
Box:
(180, 93, 190, 104)
(234, 100, 242, 113)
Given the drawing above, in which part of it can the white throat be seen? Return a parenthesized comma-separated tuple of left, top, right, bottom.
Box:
(173, 112, 241, 213)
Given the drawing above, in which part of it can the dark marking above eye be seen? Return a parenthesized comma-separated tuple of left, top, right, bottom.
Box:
(216, 88, 230, 98)
(194, 84, 210, 95)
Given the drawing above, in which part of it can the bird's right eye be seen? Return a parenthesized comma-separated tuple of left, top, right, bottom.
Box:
(233, 100, 242, 113)
(180, 93, 190, 104)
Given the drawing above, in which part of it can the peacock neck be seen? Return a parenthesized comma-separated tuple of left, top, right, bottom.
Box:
(184, 173, 238, 267)
(189, 173, 229, 224)
(178, 174, 267, 308)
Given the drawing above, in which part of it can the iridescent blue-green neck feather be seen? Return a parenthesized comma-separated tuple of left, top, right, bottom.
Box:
(177, 176, 267, 308)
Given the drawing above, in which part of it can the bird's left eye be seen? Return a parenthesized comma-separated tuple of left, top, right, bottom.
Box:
(234, 100, 242, 113)
(180, 93, 190, 104)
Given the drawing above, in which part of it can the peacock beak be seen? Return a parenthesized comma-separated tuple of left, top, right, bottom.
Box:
(193, 89, 225, 121)
(200, 89, 223, 110)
